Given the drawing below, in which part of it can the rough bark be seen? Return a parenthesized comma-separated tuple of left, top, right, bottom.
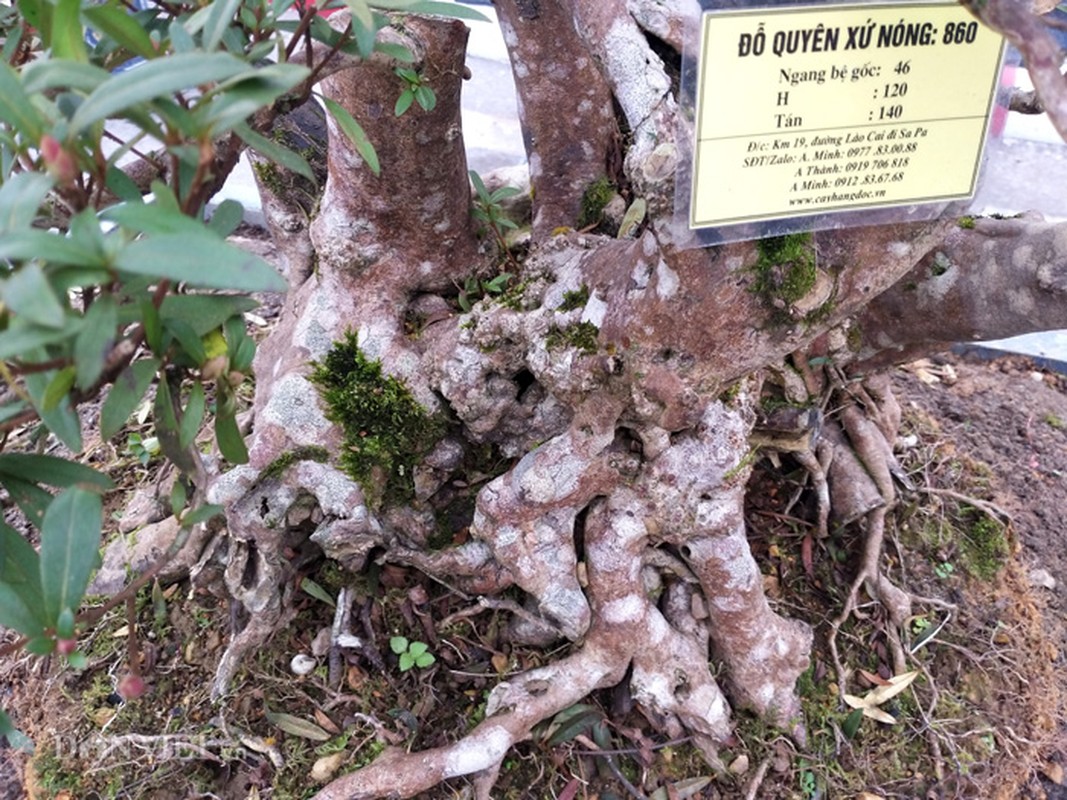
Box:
(201, 2, 1067, 797)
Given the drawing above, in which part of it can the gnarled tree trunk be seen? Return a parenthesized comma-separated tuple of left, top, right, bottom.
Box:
(202, 2, 1067, 797)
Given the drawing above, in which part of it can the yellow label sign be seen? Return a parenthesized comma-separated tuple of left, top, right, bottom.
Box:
(689, 2, 1004, 229)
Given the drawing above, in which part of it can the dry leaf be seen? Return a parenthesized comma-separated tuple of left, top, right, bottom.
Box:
(491, 652, 509, 674)
(314, 708, 341, 735)
(265, 708, 331, 741)
(858, 668, 891, 687)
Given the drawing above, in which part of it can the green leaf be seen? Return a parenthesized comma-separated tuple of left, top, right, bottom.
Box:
(83, 1, 159, 60)
(169, 19, 197, 54)
(842, 707, 864, 740)
(55, 607, 75, 639)
(50, 0, 87, 62)
(321, 96, 379, 176)
(235, 122, 316, 184)
(159, 295, 258, 337)
(65, 651, 88, 670)
(374, 41, 415, 62)
(41, 366, 76, 412)
(202, 0, 242, 51)
(0, 62, 45, 141)
(74, 295, 118, 390)
(0, 173, 54, 234)
(345, 0, 380, 57)
(115, 235, 287, 292)
(208, 200, 245, 238)
(178, 503, 223, 529)
(179, 381, 206, 449)
(408, 640, 428, 657)
(489, 186, 522, 202)
(197, 64, 310, 136)
(0, 475, 54, 529)
(264, 708, 331, 741)
(25, 371, 83, 452)
(215, 403, 248, 464)
(105, 165, 143, 203)
(0, 230, 108, 268)
(0, 454, 112, 490)
(154, 377, 200, 476)
(0, 522, 47, 636)
(165, 317, 207, 366)
(0, 708, 34, 753)
(468, 169, 489, 203)
(1, 262, 67, 329)
(23, 636, 56, 655)
(21, 59, 109, 95)
(389, 636, 409, 655)
(300, 577, 337, 608)
(398, 652, 414, 671)
(103, 200, 209, 237)
(39, 487, 103, 623)
(414, 85, 436, 111)
(544, 703, 603, 746)
(414, 651, 435, 668)
(140, 300, 163, 354)
(0, 319, 81, 361)
(70, 52, 250, 133)
(170, 478, 187, 517)
(394, 88, 415, 117)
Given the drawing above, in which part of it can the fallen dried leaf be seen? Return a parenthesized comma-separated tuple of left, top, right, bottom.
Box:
(310, 752, 345, 783)
(314, 708, 341, 735)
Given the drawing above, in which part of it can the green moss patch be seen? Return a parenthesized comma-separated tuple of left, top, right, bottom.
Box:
(310, 333, 444, 507)
(751, 233, 817, 308)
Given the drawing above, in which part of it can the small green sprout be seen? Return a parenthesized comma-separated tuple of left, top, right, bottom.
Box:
(394, 68, 436, 116)
(389, 636, 435, 671)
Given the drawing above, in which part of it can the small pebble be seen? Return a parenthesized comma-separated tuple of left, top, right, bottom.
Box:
(290, 654, 317, 676)
(728, 754, 750, 775)
(1028, 568, 1057, 591)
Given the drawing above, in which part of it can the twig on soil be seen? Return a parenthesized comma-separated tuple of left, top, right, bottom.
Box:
(572, 733, 648, 800)
(742, 755, 772, 800)
(917, 486, 1013, 525)
(436, 595, 564, 638)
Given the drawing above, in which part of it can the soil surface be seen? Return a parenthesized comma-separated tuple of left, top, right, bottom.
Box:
(0, 348, 1065, 800)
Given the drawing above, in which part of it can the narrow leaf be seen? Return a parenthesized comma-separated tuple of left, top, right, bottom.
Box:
(0, 475, 54, 529)
(234, 122, 315, 184)
(394, 89, 414, 117)
(179, 381, 206, 449)
(39, 488, 103, 623)
(321, 96, 379, 175)
(25, 371, 82, 451)
(70, 52, 249, 132)
(41, 366, 76, 412)
(863, 670, 919, 706)
(207, 199, 244, 237)
(215, 405, 248, 464)
(179, 503, 223, 529)
(101, 358, 160, 441)
(1, 262, 67, 329)
(300, 577, 337, 608)
(83, 1, 159, 60)
(0, 231, 107, 268)
(0, 522, 46, 635)
(202, 0, 242, 51)
(0, 62, 44, 140)
(264, 709, 331, 741)
(115, 235, 287, 292)
(0, 173, 54, 234)
(74, 294, 118, 390)
(160, 294, 259, 336)
(50, 0, 87, 62)
(0, 454, 112, 490)
(0, 708, 34, 753)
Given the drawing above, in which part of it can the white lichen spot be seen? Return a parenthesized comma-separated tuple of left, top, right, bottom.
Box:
(578, 99, 593, 114)
(655, 259, 679, 299)
(695, 498, 730, 529)
(603, 18, 670, 128)
(443, 726, 511, 778)
(259, 374, 332, 444)
(1008, 287, 1035, 316)
(888, 241, 911, 259)
(581, 292, 608, 327)
(1012, 244, 1033, 270)
(602, 595, 642, 624)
